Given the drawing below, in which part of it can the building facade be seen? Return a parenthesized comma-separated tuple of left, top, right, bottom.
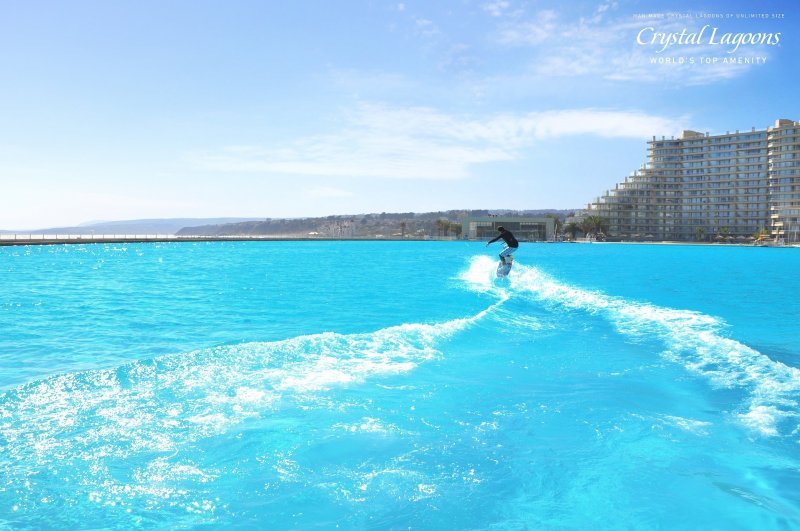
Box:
(585, 119, 800, 242)
(462, 216, 555, 242)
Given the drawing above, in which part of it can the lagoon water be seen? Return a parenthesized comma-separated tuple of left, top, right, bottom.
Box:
(1, 241, 799, 529)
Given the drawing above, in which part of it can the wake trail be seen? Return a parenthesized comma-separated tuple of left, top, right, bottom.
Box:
(500, 261, 800, 438)
(0, 266, 507, 479)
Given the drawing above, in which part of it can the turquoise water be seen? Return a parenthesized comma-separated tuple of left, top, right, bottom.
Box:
(1, 241, 799, 529)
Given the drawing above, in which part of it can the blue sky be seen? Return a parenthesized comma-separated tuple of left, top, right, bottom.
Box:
(1, 0, 797, 228)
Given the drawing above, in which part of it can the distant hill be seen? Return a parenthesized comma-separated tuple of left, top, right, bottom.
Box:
(2, 211, 577, 237)
(176, 209, 576, 238)
(0, 218, 264, 235)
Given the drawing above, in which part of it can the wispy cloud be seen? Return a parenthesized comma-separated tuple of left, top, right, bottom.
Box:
(483, 1, 511, 18)
(414, 17, 441, 38)
(522, 108, 686, 138)
(391, 3, 481, 75)
(489, 3, 776, 85)
(188, 103, 686, 180)
(496, 10, 558, 45)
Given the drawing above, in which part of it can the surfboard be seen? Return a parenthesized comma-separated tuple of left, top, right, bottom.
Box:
(496, 261, 512, 277)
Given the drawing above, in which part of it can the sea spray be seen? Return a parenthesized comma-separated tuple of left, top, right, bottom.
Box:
(505, 262, 800, 437)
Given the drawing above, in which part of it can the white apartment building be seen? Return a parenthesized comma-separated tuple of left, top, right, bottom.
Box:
(585, 119, 800, 242)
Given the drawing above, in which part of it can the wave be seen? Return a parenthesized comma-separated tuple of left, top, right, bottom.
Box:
(499, 260, 800, 438)
(0, 292, 505, 485)
(0, 257, 510, 518)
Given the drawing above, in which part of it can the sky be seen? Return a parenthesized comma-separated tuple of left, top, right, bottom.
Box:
(0, 0, 798, 229)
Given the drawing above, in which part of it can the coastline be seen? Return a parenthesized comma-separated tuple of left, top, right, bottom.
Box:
(1, 235, 798, 248)
(0, 235, 442, 247)
(576, 240, 800, 248)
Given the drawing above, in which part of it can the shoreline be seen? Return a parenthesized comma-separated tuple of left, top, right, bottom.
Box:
(579, 240, 800, 248)
(0, 235, 445, 247)
(1, 235, 798, 248)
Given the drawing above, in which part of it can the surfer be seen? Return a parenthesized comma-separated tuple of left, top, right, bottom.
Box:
(486, 226, 519, 264)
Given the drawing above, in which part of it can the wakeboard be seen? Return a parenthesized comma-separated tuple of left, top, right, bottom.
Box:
(496, 260, 512, 277)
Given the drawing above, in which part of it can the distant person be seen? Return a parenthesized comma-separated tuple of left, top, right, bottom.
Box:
(486, 226, 519, 264)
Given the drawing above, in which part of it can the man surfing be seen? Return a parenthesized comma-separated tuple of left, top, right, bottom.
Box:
(486, 226, 519, 264)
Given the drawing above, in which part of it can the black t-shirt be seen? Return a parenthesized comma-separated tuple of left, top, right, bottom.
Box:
(489, 230, 518, 247)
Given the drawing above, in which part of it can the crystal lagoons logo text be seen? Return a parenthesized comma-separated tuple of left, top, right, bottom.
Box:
(637, 25, 781, 53)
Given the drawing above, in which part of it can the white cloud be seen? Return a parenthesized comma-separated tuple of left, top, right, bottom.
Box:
(581, 1, 618, 24)
(493, 8, 775, 85)
(528, 108, 686, 138)
(188, 103, 686, 180)
(483, 1, 511, 18)
(415, 18, 441, 38)
(497, 10, 558, 45)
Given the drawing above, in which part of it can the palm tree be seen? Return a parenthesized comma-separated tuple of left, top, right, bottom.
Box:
(435, 219, 449, 238)
(580, 218, 595, 236)
(588, 216, 610, 235)
(580, 216, 609, 237)
(695, 227, 706, 241)
(564, 222, 580, 240)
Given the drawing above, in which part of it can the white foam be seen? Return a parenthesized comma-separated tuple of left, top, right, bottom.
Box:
(0, 252, 520, 519)
(662, 415, 712, 436)
(0, 280, 507, 490)
(459, 255, 499, 291)
(510, 263, 800, 438)
(738, 406, 783, 437)
(333, 417, 402, 435)
(459, 255, 512, 297)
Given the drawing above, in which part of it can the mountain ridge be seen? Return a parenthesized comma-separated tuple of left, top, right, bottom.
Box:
(0, 218, 264, 235)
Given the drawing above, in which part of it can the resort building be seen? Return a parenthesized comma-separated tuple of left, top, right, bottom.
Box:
(584, 118, 800, 242)
(462, 216, 555, 242)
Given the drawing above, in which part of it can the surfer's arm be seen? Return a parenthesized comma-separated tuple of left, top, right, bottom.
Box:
(487, 235, 501, 245)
